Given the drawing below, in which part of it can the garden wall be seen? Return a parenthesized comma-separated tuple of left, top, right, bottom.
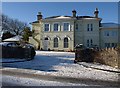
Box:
(75, 48, 120, 68)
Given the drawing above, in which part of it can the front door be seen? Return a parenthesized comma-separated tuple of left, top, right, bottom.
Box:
(43, 38, 49, 50)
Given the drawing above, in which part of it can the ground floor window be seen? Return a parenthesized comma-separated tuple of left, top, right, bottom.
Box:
(111, 43, 117, 48)
(54, 37, 58, 48)
(87, 39, 93, 48)
(105, 43, 117, 48)
(105, 43, 110, 48)
(64, 37, 69, 48)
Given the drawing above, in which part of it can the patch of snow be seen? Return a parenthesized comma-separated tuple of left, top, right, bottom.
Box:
(3, 35, 22, 42)
(2, 75, 87, 86)
(78, 62, 119, 72)
(2, 51, 119, 82)
(1, 58, 26, 63)
(53, 16, 72, 19)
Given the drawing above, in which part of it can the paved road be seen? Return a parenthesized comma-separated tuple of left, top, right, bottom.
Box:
(1, 69, 119, 87)
(1, 74, 87, 87)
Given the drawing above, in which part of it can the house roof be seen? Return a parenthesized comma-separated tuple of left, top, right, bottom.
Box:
(31, 21, 39, 24)
(3, 35, 22, 42)
(44, 15, 97, 20)
(44, 15, 73, 20)
(101, 23, 119, 28)
(77, 16, 95, 19)
(31, 15, 101, 23)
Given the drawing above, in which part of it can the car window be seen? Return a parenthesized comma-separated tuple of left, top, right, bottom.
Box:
(7, 43, 18, 47)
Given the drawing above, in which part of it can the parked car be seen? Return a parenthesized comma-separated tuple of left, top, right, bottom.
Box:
(0, 42, 36, 59)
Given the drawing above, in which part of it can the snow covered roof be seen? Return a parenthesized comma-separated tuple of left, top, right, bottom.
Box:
(44, 15, 98, 20)
(44, 16, 73, 20)
(3, 35, 22, 42)
(101, 23, 119, 28)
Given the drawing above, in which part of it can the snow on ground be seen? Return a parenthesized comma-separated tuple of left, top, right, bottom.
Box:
(1, 58, 26, 63)
(2, 51, 119, 81)
(2, 75, 87, 86)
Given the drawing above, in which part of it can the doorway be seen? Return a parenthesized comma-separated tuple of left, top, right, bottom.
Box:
(43, 37, 49, 50)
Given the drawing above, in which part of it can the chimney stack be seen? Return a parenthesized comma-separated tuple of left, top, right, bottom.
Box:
(94, 8, 99, 18)
(72, 10, 77, 17)
(37, 12, 42, 21)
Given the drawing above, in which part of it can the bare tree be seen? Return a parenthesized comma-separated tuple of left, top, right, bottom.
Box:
(2, 14, 27, 35)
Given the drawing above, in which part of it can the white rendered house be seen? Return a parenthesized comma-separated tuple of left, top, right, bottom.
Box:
(29, 8, 119, 51)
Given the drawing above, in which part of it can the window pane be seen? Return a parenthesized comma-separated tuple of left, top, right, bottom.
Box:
(54, 23, 59, 31)
(111, 31, 117, 36)
(87, 40, 89, 47)
(104, 31, 109, 36)
(54, 38, 58, 48)
(76, 24, 78, 30)
(44, 24, 49, 31)
(91, 39, 93, 46)
(111, 43, 114, 47)
(64, 23, 69, 31)
(91, 24, 93, 31)
(64, 38, 68, 48)
(87, 24, 89, 31)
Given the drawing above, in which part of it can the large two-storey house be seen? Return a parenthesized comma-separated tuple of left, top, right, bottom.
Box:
(29, 8, 119, 51)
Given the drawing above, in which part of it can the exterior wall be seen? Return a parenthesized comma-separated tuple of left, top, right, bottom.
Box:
(40, 19, 74, 51)
(29, 37, 38, 49)
(81, 19, 100, 48)
(100, 28, 118, 48)
(119, 26, 120, 46)
(74, 20, 84, 47)
(29, 22, 43, 49)
(29, 15, 119, 50)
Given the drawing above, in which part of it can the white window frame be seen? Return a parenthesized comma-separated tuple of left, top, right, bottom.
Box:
(44, 23, 50, 32)
(63, 22, 70, 31)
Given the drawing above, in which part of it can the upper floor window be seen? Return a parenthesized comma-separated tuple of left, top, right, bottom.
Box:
(63, 23, 70, 31)
(87, 24, 89, 31)
(104, 31, 109, 36)
(87, 24, 93, 31)
(44, 23, 50, 32)
(111, 31, 117, 36)
(76, 24, 78, 30)
(54, 23, 59, 31)
(90, 24, 93, 31)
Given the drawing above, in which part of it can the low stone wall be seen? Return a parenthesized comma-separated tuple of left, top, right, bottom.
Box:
(75, 48, 120, 68)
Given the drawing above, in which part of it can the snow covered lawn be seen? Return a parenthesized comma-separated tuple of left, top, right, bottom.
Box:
(2, 51, 119, 82)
